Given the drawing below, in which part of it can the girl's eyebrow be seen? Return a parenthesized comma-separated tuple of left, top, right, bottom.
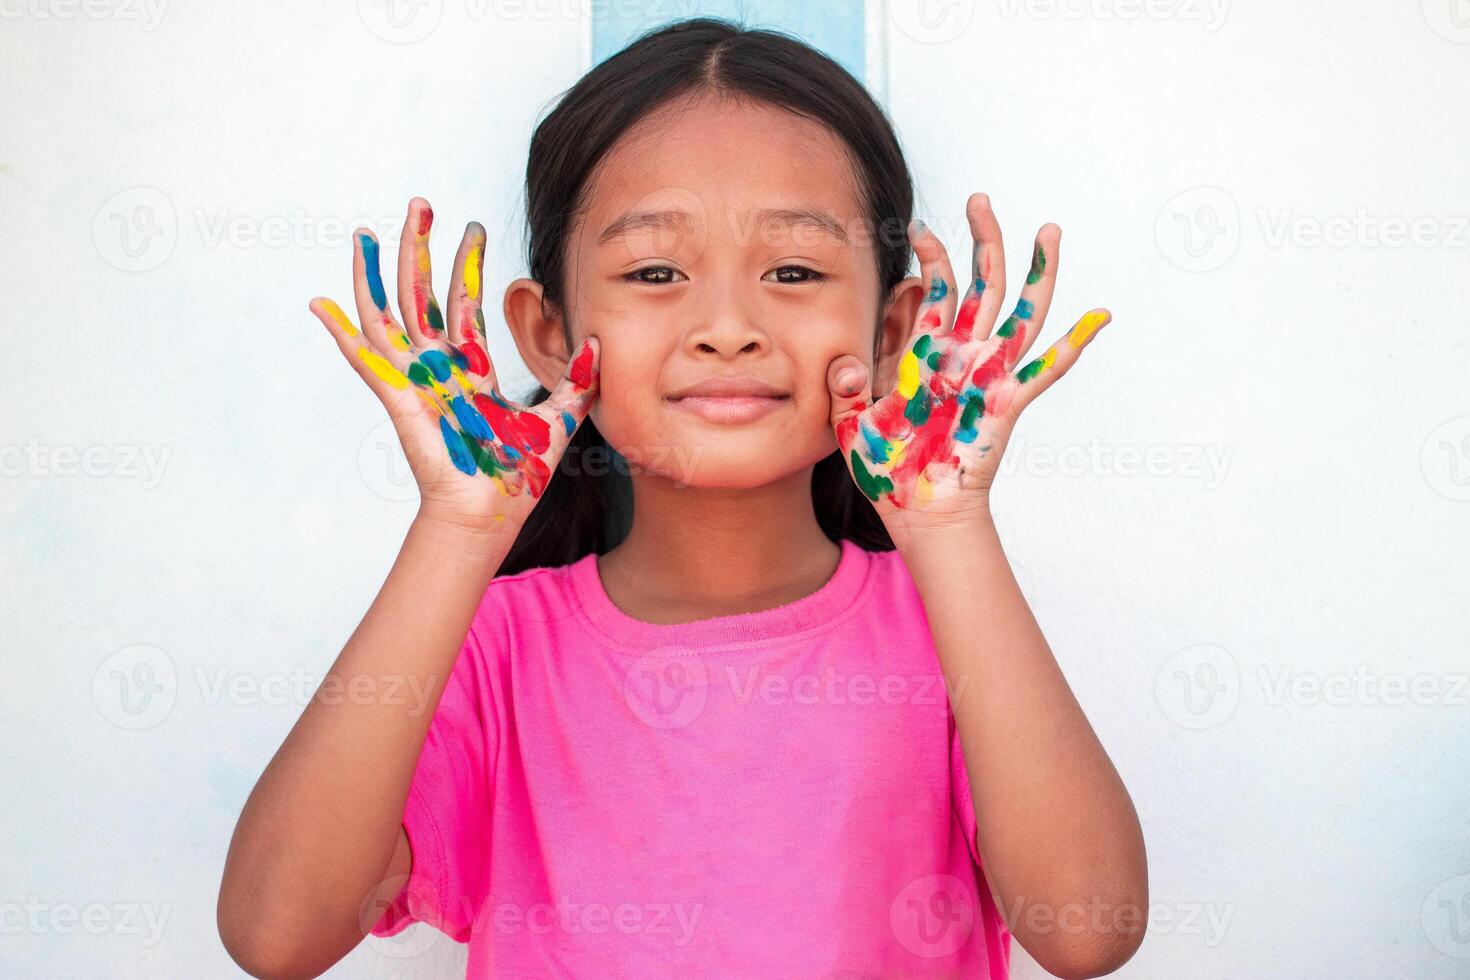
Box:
(596, 207, 849, 246)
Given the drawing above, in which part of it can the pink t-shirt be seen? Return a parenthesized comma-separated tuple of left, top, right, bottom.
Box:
(370, 538, 1011, 977)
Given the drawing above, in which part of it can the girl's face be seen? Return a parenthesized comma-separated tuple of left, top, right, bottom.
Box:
(511, 93, 918, 489)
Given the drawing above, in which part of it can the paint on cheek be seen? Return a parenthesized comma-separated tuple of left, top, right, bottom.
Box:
(361, 235, 388, 310)
(568, 339, 597, 390)
(1026, 243, 1046, 286)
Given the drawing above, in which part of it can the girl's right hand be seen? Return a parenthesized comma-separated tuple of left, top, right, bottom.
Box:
(308, 197, 599, 535)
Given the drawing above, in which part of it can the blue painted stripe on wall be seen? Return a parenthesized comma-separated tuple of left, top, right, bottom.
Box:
(592, 0, 868, 84)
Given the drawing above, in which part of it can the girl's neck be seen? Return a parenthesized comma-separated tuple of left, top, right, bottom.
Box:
(596, 466, 842, 626)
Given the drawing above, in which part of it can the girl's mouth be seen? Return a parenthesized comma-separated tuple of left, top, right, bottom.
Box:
(667, 394, 790, 424)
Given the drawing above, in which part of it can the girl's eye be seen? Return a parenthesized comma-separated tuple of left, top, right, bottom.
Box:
(624, 266, 684, 284)
(765, 265, 826, 284)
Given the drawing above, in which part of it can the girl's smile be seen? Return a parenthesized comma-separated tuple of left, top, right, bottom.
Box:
(666, 374, 792, 424)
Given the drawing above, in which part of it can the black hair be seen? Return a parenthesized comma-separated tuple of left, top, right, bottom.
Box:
(497, 16, 912, 577)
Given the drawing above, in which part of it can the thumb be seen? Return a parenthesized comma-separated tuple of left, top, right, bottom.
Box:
(545, 335, 601, 434)
(827, 355, 871, 450)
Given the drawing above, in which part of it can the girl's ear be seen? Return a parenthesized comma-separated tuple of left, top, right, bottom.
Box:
(503, 277, 570, 393)
(873, 274, 925, 396)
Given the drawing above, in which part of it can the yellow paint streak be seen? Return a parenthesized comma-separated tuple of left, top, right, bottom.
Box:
(450, 364, 476, 395)
(464, 244, 482, 301)
(416, 388, 445, 416)
(897, 350, 921, 399)
(321, 299, 359, 337)
(389, 328, 412, 352)
(1069, 311, 1108, 348)
(416, 243, 431, 275)
(357, 347, 409, 389)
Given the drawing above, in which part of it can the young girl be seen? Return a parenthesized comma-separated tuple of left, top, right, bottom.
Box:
(219, 18, 1146, 979)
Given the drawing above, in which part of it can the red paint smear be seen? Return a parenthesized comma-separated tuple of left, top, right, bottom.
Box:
(952, 295, 982, 342)
(413, 283, 429, 328)
(417, 206, 433, 236)
(970, 333, 1023, 388)
(920, 308, 943, 333)
(835, 401, 866, 451)
(522, 455, 551, 498)
(460, 339, 490, 376)
(568, 341, 596, 390)
(890, 395, 961, 488)
(473, 393, 552, 455)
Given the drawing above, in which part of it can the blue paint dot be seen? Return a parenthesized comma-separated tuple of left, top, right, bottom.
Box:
(861, 424, 889, 464)
(1016, 298, 1035, 320)
(927, 277, 948, 302)
(360, 235, 388, 311)
(561, 411, 576, 436)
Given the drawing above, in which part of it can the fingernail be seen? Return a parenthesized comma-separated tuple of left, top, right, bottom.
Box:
(908, 218, 926, 240)
(836, 367, 862, 394)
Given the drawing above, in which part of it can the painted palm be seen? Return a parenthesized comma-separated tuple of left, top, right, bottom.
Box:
(309, 198, 598, 524)
(835, 195, 1110, 514)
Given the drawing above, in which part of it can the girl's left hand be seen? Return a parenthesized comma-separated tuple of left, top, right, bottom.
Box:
(828, 192, 1112, 538)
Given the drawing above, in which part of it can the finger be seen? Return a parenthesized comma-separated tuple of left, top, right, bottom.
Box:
(907, 218, 960, 343)
(954, 192, 1007, 345)
(444, 221, 498, 389)
(307, 297, 414, 402)
(999, 224, 1062, 371)
(827, 354, 872, 453)
(398, 197, 447, 347)
(352, 229, 415, 365)
(542, 334, 601, 440)
(1006, 308, 1112, 419)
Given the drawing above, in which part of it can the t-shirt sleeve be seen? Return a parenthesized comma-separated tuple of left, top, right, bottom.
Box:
(368, 619, 499, 943)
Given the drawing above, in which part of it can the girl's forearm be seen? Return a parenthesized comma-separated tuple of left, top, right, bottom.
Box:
(894, 513, 1148, 978)
(218, 508, 513, 977)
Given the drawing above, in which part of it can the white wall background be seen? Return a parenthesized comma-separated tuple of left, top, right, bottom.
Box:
(2, 1, 1467, 977)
